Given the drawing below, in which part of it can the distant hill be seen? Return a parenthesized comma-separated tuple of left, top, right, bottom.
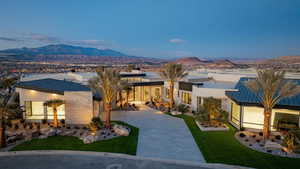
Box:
(171, 57, 246, 69)
(258, 56, 300, 65)
(0, 44, 163, 64)
(172, 57, 212, 66)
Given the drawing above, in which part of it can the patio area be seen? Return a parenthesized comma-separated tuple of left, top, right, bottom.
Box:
(112, 105, 205, 163)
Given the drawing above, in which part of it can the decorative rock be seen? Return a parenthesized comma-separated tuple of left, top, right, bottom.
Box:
(39, 135, 48, 139)
(83, 135, 96, 144)
(171, 111, 182, 115)
(40, 128, 50, 135)
(264, 140, 283, 151)
(113, 124, 129, 136)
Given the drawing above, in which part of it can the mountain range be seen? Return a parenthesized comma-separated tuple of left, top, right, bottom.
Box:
(172, 57, 248, 69)
(0, 44, 163, 64)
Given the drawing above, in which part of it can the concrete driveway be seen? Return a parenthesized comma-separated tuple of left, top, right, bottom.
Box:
(112, 105, 205, 163)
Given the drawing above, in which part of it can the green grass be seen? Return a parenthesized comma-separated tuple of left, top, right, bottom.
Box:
(176, 114, 300, 169)
(11, 121, 139, 155)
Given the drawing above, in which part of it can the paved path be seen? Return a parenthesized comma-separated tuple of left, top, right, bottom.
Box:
(112, 105, 205, 163)
(0, 151, 252, 169)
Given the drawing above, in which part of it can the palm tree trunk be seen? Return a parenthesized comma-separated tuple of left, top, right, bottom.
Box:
(53, 107, 59, 128)
(263, 108, 272, 140)
(119, 92, 123, 109)
(104, 103, 112, 128)
(169, 82, 174, 110)
(126, 91, 129, 106)
(0, 120, 6, 148)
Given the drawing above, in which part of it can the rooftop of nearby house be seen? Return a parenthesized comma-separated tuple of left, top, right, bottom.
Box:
(226, 77, 300, 110)
(16, 78, 102, 101)
(195, 80, 236, 89)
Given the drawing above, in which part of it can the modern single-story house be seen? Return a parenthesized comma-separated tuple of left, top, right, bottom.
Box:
(169, 80, 236, 113)
(226, 77, 300, 131)
(16, 78, 102, 124)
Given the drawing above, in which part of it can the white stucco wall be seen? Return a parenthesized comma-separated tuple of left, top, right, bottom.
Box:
(16, 88, 94, 124)
(64, 91, 94, 124)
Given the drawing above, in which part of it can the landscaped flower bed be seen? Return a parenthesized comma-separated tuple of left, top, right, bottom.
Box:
(5, 119, 131, 147)
(195, 120, 229, 131)
(235, 130, 300, 158)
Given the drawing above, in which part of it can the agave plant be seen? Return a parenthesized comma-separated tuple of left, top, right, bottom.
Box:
(44, 99, 64, 128)
(89, 68, 121, 128)
(159, 63, 187, 110)
(245, 69, 300, 140)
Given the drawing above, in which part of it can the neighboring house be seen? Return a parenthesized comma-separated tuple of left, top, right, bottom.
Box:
(16, 78, 102, 124)
(226, 77, 300, 131)
(170, 80, 236, 113)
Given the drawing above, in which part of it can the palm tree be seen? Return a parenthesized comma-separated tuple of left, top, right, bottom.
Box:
(1, 77, 18, 94)
(89, 68, 121, 128)
(0, 95, 22, 148)
(122, 81, 132, 107)
(245, 69, 300, 140)
(159, 63, 187, 110)
(44, 99, 64, 128)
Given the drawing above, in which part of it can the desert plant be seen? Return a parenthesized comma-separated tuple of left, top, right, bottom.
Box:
(159, 63, 187, 109)
(89, 68, 121, 128)
(245, 69, 300, 139)
(176, 104, 189, 113)
(195, 106, 210, 122)
(282, 130, 300, 153)
(0, 76, 22, 148)
(44, 99, 64, 128)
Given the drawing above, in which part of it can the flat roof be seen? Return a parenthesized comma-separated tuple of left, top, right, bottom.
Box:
(16, 78, 91, 95)
(195, 81, 236, 89)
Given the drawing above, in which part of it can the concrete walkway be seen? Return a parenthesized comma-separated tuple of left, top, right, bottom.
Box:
(112, 105, 205, 163)
(0, 151, 252, 169)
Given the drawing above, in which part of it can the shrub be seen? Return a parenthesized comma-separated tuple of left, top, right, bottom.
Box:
(239, 133, 246, 138)
(176, 104, 189, 113)
(42, 119, 47, 124)
(275, 135, 281, 140)
(60, 119, 65, 124)
(89, 117, 103, 131)
(282, 130, 300, 153)
(195, 106, 209, 122)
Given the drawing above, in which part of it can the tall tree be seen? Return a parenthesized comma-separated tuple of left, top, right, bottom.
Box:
(245, 69, 300, 140)
(44, 99, 64, 128)
(159, 63, 187, 110)
(89, 68, 121, 128)
(0, 76, 22, 148)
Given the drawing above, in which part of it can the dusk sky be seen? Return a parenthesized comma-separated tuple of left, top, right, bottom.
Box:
(0, 0, 300, 59)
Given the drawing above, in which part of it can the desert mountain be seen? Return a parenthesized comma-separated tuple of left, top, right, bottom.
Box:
(0, 44, 163, 64)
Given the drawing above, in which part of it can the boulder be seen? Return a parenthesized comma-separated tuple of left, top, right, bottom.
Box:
(113, 124, 129, 136)
(45, 128, 56, 137)
(40, 128, 50, 135)
(82, 135, 97, 144)
(264, 140, 283, 151)
(171, 111, 182, 115)
(38, 135, 48, 139)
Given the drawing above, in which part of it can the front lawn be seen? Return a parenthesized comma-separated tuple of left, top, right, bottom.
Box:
(11, 121, 139, 155)
(177, 115, 300, 169)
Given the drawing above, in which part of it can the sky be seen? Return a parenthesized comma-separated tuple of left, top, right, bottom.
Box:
(0, 0, 300, 59)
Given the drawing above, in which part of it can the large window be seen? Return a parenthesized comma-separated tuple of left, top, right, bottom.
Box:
(274, 112, 299, 130)
(181, 92, 191, 105)
(25, 101, 65, 120)
(231, 102, 240, 126)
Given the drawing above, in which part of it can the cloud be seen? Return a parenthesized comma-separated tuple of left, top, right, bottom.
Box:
(0, 37, 22, 42)
(169, 38, 185, 44)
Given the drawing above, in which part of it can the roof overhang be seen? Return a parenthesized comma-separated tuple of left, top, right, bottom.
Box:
(16, 85, 64, 95)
